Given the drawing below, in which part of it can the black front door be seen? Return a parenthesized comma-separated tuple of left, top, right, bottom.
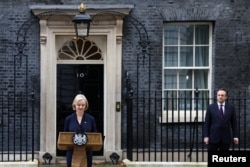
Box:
(56, 64, 104, 156)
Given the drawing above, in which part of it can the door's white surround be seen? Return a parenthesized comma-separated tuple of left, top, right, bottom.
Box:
(29, 4, 134, 163)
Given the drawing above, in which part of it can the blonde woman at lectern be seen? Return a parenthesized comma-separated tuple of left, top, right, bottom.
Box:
(64, 94, 97, 167)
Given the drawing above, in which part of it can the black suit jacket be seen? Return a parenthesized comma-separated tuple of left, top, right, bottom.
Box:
(203, 102, 238, 145)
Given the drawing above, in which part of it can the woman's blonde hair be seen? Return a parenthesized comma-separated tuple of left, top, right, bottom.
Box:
(72, 94, 89, 111)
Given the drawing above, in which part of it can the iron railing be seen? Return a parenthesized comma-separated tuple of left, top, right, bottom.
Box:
(126, 90, 248, 162)
(0, 91, 35, 162)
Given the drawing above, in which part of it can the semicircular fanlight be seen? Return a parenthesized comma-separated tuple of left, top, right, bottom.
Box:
(57, 38, 103, 60)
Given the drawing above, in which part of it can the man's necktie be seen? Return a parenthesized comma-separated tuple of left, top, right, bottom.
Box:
(219, 105, 224, 119)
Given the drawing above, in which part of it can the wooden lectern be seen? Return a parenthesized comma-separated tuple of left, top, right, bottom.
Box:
(57, 132, 103, 167)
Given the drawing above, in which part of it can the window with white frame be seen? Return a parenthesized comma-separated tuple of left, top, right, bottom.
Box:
(161, 22, 212, 122)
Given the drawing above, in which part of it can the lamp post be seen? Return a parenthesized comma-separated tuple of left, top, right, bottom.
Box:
(73, 3, 92, 38)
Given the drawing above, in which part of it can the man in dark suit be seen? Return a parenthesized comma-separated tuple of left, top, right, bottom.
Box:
(203, 88, 239, 151)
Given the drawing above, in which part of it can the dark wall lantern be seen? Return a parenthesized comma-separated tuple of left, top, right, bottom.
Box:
(73, 3, 92, 38)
